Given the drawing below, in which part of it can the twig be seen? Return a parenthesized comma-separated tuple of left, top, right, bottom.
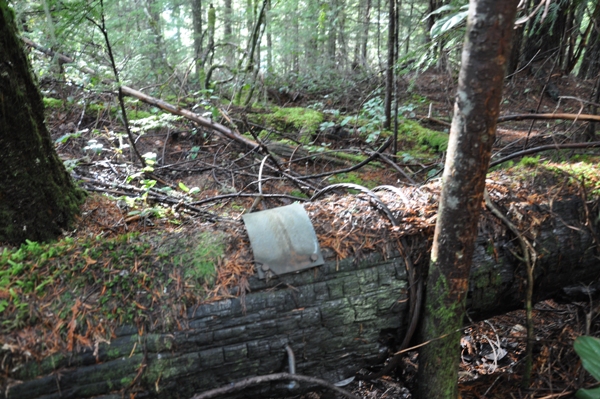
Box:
(483, 188, 537, 387)
(298, 137, 393, 180)
(524, 56, 559, 149)
(310, 183, 397, 224)
(188, 372, 360, 399)
(190, 192, 308, 206)
(87, 1, 146, 167)
(373, 152, 417, 185)
(247, 155, 268, 213)
(246, 123, 314, 195)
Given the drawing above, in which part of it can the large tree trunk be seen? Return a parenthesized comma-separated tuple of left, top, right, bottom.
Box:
(0, 1, 85, 245)
(3, 190, 599, 399)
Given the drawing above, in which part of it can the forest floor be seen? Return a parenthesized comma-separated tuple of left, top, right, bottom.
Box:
(5, 68, 600, 398)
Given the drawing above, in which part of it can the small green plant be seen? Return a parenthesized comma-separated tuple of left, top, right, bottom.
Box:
(519, 156, 541, 167)
(574, 336, 600, 398)
(42, 97, 65, 109)
(358, 97, 386, 143)
(83, 139, 104, 154)
(55, 131, 83, 144)
(328, 172, 377, 189)
(289, 190, 309, 199)
(178, 181, 200, 195)
(129, 114, 182, 134)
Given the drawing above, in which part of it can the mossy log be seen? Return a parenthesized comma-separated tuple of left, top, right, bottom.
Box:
(3, 193, 599, 399)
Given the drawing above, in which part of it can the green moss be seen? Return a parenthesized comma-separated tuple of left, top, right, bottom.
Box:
(328, 172, 379, 189)
(0, 229, 227, 353)
(542, 161, 600, 196)
(493, 159, 600, 198)
(172, 231, 225, 286)
(120, 376, 135, 386)
(398, 119, 449, 152)
(42, 97, 64, 109)
(328, 151, 377, 165)
(86, 102, 119, 116)
(260, 107, 324, 142)
(518, 155, 541, 167)
(570, 154, 600, 164)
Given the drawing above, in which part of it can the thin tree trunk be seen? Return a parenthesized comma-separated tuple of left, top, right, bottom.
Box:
(242, 0, 269, 105)
(361, 0, 371, 66)
(327, 0, 339, 62)
(405, 0, 413, 55)
(377, 0, 382, 69)
(223, 0, 234, 65)
(266, 0, 272, 73)
(352, 0, 363, 67)
(417, 1, 519, 398)
(337, 0, 348, 69)
(293, 0, 299, 73)
(191, 0, 203, 81)
(383, 0, 395, 129)
(206, 4, 216, 66)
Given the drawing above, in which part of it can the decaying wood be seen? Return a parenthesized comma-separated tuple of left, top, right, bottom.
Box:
(3, 186, 599, 399)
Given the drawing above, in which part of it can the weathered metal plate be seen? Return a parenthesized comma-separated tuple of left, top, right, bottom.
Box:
(242, 203, 324, 279)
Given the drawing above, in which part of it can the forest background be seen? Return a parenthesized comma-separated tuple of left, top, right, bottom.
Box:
(3, 0, 600, 398)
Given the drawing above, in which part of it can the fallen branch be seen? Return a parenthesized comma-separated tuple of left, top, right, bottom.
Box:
(189, 372, 360, 399)
(497, 113, 600, 123)
(414, 111, 600, 127)
(21, 37, 260, 152)
(298, 137, 393, 180)
(489, 141, 600, 167)
(119, 86, 259, 150)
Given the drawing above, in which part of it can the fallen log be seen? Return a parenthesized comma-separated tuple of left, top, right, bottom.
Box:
(2, 173, 600, 399)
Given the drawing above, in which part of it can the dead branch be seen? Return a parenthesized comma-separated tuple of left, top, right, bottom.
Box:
(489, 141, 600, 167)
(188, 372, 360, 399)
(497, 113, 600, 123)
(21, 37, 260, 152)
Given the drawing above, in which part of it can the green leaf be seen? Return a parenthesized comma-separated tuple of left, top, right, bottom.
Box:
(430, 10, 469, 38)
(422, 4, 458, 20)
(575, 336, 600, 381)
(178, 182, 190, 193)
(577, 387, 600, 399)
(340, 116, 353, 126)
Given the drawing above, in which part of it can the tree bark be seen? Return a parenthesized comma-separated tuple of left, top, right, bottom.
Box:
(191, 0, 203, 79)
(3, 191, 599, 399)
(0, 1, 85, 245)
(361, 0, 371, 66)
(417, 1, 519, 398)
(383, 0, 395, 130)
